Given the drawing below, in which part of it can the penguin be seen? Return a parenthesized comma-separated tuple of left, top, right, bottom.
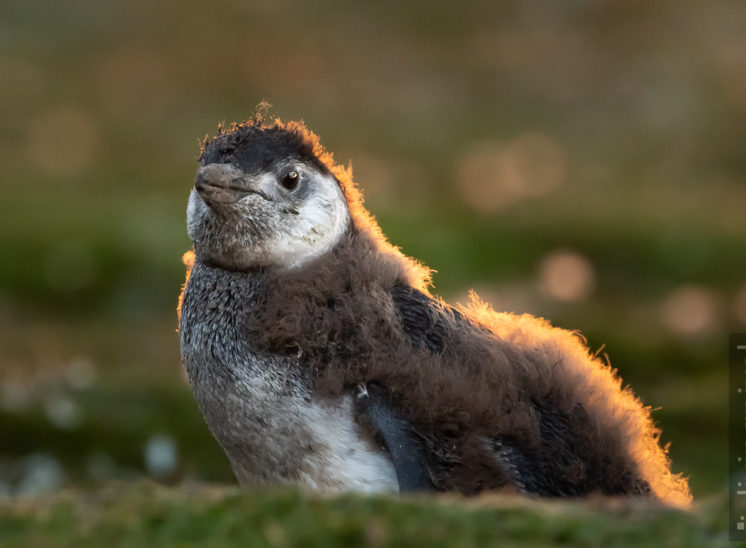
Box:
(178, 110, 692, 507)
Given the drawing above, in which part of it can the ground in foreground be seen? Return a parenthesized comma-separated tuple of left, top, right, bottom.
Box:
(0, 482, 735, 547)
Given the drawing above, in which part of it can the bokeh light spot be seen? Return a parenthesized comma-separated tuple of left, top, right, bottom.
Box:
(43, 393, 83, 430)
(16, 454, 65, 498)
(456, 133, 566, 213)
(144, 435, 178, 481)
(538, 250, 596, 302)
(65, 357, 97, 390)
(660, 285, 718, 336)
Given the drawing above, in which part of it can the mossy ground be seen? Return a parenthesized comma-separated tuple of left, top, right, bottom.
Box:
(0, 482, 736, 548)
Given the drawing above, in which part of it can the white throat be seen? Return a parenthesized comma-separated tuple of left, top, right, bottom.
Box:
(270, 173, 350, 270)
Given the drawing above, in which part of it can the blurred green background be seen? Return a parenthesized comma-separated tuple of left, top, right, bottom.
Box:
(0, 0, 744, 505)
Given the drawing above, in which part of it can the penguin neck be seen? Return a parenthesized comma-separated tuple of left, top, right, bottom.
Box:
(180, 259, 270, 370)
(262, 226, 409, 295)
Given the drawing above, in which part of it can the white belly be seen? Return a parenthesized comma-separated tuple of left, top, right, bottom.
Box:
(296, 396, 400, 494)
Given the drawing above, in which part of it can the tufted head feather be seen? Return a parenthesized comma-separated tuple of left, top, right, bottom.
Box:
(186, 111, 432, 288)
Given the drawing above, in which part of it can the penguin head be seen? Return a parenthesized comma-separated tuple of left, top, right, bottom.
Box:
(187, 119, 350, 271)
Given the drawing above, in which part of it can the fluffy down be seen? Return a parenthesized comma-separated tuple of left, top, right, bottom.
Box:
(181, 118, 691, 507)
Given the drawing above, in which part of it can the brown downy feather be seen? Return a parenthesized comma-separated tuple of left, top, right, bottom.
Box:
(184, 117, 692, 507)
(246, 225, 691, 505)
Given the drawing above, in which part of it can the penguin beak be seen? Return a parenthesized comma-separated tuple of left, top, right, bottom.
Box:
(195, 163, 269, 205)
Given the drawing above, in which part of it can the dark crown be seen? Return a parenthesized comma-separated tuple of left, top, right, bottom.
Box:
(200, 116, 330, 176)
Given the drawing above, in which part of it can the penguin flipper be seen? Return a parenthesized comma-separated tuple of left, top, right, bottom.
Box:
(391, 284, 482, 355)
(355, 382, 436, 492)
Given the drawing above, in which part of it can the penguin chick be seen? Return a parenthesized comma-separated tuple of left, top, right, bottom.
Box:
(178, 114, 692, 507)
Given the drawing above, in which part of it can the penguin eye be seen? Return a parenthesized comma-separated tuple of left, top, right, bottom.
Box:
(279, 170, 300, 190)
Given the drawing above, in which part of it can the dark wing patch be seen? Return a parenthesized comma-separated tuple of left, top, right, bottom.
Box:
(355, 382, 436, 492)
(391, 284, 465, 354)
(492, 401, 591, 497)
(493, 400, 652, 498)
